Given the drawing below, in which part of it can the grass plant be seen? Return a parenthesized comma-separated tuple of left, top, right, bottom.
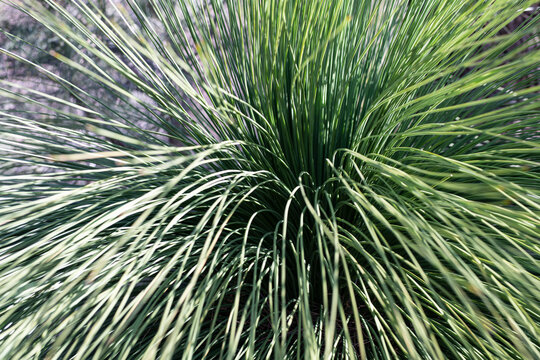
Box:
(0, 1, 539, 359)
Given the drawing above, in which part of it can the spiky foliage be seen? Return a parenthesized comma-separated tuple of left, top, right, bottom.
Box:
(1, 0, 539, 359)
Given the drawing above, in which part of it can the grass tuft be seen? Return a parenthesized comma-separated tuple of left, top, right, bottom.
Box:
(0, 0, 539, 359)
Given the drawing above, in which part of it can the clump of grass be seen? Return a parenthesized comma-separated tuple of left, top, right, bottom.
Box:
(0, 1, 539, 359)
